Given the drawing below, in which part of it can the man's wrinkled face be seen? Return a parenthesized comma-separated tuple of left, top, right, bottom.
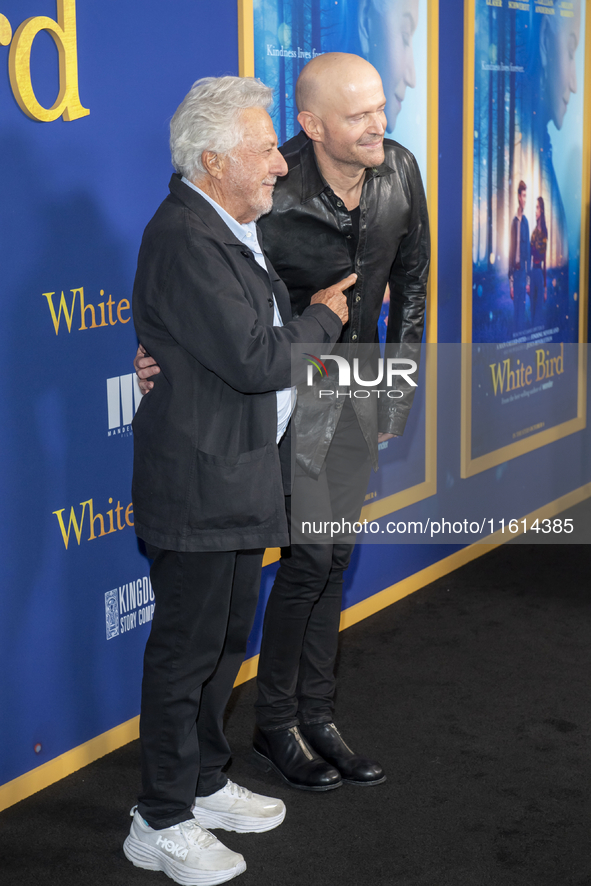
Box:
(363, 0, 419, 131)
(225, 108, 288, 222)
(320, 71, 387, 171)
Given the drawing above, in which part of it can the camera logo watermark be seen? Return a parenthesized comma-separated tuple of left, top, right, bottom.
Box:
(303, 353, 418, 398)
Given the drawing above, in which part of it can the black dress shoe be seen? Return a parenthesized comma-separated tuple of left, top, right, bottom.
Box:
(253, 725, 342, 791)
(299, 722, 386, 786)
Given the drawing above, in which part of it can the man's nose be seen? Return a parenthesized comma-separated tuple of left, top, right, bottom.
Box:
(569, 60, 578, 95)
(368, 112, 385, 134)
(271, 148, 288, 177)
(405, 52, 417, 89)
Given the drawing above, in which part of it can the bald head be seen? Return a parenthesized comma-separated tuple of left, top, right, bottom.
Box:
(295, 53, 387, 177)
(296, 53, 382, 116)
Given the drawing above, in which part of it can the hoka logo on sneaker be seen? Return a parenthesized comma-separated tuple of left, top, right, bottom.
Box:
(155, 836, 188, 860)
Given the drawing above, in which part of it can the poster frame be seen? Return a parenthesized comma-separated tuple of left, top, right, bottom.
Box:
(460, 0, 590, 479)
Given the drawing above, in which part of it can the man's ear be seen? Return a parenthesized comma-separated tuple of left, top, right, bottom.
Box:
(201, 150, 225, 180)
(358, 0, 371, 56)
(539, 16, 549, 72)
(297, 110, 323, 142)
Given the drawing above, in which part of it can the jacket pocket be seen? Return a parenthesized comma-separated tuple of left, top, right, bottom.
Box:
(187, 443, 281, 532)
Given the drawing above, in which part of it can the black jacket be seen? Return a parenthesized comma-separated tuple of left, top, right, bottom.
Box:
(259, 133, 429, 476)
(508, 213, 531, 279)
(131, 174, 342, 552)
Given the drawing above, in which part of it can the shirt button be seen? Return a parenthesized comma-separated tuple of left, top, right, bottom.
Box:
(351, 333, 358, 341)
(337, 201, 343, 207)
(346, 234, 352, 239)
(355, 295, 361, 303)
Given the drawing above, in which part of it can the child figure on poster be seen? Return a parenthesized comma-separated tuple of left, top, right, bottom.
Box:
(530, 197, 548, 329)
(508, 181, 530, 334)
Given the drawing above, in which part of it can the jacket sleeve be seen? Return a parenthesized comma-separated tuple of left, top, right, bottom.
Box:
(135, 233, 342, 395)
(380, 153, 429, 435)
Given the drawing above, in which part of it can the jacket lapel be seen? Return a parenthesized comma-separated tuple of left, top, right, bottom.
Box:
(257, 224, 292, 323)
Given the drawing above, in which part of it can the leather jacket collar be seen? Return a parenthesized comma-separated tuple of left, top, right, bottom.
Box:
(295, 135, 395, 204)
(258, 133, 430, 476)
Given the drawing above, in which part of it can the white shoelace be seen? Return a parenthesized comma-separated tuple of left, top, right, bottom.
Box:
(178, 819, 218, 848)
(223, 780, 253, 801)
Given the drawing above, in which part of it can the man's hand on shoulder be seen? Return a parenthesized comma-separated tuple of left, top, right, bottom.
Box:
(135, 343, 160, 394)
(310, 273, 356, 325)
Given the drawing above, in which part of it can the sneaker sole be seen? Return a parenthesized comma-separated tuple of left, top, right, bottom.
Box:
(123, 835, 246, 885)
(252, 748, 342, 792)
(192, 805, 286, 833)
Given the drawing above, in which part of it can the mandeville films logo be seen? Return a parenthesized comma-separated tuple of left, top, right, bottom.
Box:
(304, 354, 418, 397)
(107, 373, 143, 436)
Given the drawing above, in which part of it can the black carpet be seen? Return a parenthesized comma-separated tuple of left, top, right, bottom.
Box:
(1, 528, 590, 886)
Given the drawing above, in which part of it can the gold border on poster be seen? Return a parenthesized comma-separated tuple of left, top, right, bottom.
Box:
(237, 0, 254, 77)
(460, 0, 590, 479)
(238, 0, 439, 522)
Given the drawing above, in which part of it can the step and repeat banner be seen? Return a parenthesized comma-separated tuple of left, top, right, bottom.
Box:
(0, 0, 589, 798)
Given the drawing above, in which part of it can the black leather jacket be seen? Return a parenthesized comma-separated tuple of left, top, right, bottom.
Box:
(258, 132, 430, 477)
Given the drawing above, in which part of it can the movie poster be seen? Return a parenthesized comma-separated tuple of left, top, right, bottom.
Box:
(252, 0, 436, 516)
(463, 0, 588, 475)
(253, 0, 428, 183)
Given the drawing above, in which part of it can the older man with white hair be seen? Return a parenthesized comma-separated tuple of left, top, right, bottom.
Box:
(123, 76, 352, 885)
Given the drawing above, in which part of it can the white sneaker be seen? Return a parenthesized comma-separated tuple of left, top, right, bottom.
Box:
(123, 808, 246, 885)
(192, 780, 286, 833)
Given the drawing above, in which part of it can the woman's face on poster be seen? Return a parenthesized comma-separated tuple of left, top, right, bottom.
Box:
(541, 0, 581, 131)
(359, 0, 419, 132)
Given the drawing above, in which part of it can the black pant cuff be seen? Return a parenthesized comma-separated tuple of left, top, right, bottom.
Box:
(299, 716, 334, 727)
(195, 776, 228, 799)
(137, 808, 194, 831)
(255, 719, 300, 733)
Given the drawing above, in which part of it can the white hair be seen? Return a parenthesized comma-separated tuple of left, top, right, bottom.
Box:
(170, 76, 273, 181)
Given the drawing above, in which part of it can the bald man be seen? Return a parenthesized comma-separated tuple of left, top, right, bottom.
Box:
(136, 55, 429, 791)
(251, 53, 428, 791)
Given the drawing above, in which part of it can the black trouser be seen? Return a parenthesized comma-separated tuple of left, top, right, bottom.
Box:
(255, 401, 372, 730)
(138, 547, 263, 829)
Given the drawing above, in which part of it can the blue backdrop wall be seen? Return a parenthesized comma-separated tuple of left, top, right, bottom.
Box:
(1, 0, 589, 801)
(0, 0, 242, 791)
